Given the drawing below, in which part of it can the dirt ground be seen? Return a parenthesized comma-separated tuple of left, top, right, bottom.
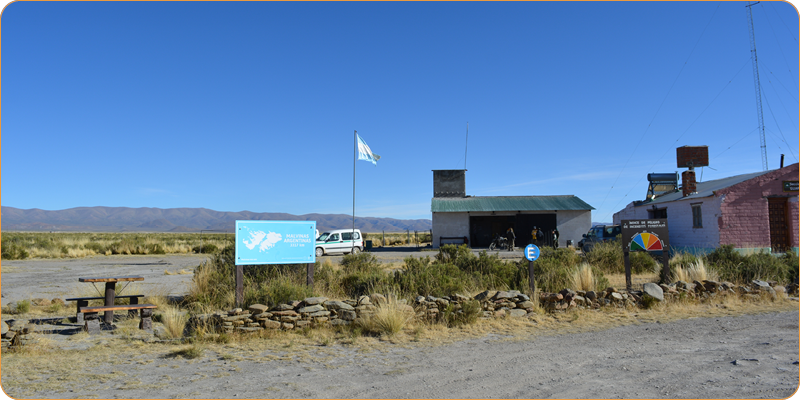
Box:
(1, 250, 799, 399)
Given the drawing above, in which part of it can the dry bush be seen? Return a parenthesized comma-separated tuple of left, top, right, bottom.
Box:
(357, 299, 412, 336)
(572, 263, 596, 292)
(160, 306, 188, 339)
(673, 258, 719, 282)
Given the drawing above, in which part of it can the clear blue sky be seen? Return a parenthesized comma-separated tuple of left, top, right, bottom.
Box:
(3, 1, 798, 223)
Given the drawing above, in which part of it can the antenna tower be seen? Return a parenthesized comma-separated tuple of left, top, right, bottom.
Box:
(746, 1, 768, 171)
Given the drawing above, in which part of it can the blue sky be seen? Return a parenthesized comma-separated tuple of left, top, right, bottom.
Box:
(2, 1, 798, 223)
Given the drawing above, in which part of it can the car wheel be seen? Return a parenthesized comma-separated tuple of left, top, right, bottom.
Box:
(315, 247, 324, 257)
(351, 247, 361, 254)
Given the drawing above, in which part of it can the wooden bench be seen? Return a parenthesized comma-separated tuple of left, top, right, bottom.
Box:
(79, 304, 158, 333)
(66, 295, 145, 323)
(439, 236, 469, 247)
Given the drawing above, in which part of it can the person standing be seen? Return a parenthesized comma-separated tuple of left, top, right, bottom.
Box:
(506, 227, 516, 251)
(552, 228, 560, 248)
(531, 226, 538, 246)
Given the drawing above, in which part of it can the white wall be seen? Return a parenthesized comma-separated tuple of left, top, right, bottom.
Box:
(556, 210, 592, 247)
(432, 212, 470, 248)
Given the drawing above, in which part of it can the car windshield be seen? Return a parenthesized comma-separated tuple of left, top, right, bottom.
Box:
(317, 233, 330, 241)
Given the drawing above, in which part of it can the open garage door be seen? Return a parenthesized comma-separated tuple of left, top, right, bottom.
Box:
(515, 214, 557, 247)
(469, 216, 515, 247)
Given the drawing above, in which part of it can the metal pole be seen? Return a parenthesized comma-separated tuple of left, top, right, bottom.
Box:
(528, 260, 535, 294)
(353, 130, 356, 253)
(624, 251, 631, 292)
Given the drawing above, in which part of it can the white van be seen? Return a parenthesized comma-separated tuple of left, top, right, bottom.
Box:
(315, 229, 363, 257)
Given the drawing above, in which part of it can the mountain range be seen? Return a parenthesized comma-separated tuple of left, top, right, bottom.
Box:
(1, 206, 432, 233)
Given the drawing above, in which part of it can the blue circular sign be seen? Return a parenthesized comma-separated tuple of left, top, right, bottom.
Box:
(524, 244, 540, 261)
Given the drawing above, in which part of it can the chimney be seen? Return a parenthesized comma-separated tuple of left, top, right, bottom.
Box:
(682, 170, 697, 197)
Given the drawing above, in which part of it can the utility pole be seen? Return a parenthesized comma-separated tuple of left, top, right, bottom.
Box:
(746, 1, 768, 171)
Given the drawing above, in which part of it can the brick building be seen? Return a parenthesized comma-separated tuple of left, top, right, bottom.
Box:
(614, 162, 799, 255)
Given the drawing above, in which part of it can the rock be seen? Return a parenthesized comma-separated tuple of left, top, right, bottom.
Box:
(253, 312, 273, 320)
(229, 308, 243, 315)
(369, 294, 387, 304)
(281, 322, 294, 330)
(453, 294, 470, 302)
(274, 304, 295, 311)
(323, 300, 354, 311)
(339, 310, 357, 321)
(474, 290, 498, 301)
(703, 280, 720, 292)
(605, 287, 618, 294)
(643, 282, 664, 302)
(516, 294, 530, 302)
(609, 292, 624, 302)
(508, 309, 527, 318)
(1, 321, 7, 335)
(415, 296, 426, 304)
(31, 298, 51, 306)
(295, 320, 311, 329)
(494, 309, 506, 317)
(271, 310, 299, 317)
(585, 291, 597, 301)
(774, 285, 786, 294)
(573, 295, 586, 305)
(248, 304, 269, 314)
(358, 296, 371, 305)
(516, 301, 535, 309)
(494, 291, 514, 300)
(303, 297, 328, 306)
(51, 298, 66, 306)
(262, 320, 281, 329)
(308, 310, 331, 318)
(297, 304, 324, 314)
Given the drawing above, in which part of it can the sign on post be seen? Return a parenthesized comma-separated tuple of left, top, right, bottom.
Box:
(524, 244, 540, 294)
(234, 220, 316, 305)
(620, 219, 670, 291)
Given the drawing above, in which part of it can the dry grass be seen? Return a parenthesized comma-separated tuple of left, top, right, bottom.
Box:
(672, 258, 719, 282)
(571, 263, 595, 292)
(357, 299, 413, 336)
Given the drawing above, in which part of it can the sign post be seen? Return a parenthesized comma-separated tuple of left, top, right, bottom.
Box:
(524, 244, 540, 294)
(621, 219, 670, 292)
(235, 220, 316, 306)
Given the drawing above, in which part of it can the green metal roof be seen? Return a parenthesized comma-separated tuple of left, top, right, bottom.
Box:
(431, 196, 594, 212)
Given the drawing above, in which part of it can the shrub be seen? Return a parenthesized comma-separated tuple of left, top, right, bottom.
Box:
(16, 300, 31, 314)
(630, 251, 659, 274)
(357, 299, 411, 336)
(585, 241, 623, 273)
(193, 244, 219, 254)
(705, 245, 795, 284)
(441, 299, 481, 327)
(395, 257, 472, 297)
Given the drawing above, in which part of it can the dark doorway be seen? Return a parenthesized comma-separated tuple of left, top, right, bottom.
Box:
(470, 216, 515, 247)
(515, 214, 557, 247)
(768, 197, 790, 253)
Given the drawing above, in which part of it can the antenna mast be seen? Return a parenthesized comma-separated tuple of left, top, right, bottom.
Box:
(464, 122, 469, 170)
(746, 1, 768, 171)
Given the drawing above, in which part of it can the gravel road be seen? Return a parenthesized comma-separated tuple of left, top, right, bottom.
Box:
(4, 311, 798, 399)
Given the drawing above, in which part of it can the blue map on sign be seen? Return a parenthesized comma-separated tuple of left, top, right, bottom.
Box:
(235, 221, 316, 265)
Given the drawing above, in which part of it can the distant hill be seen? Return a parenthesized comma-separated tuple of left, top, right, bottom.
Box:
(1, 206, 432, 233)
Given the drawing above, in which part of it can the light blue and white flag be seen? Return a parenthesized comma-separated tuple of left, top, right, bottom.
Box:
(357, 134, 381, 165)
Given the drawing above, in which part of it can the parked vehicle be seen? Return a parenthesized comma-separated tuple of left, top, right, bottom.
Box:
(577, 225, 621, 252)
(488, 233, 508, 251)
(315, 229, 363, 257)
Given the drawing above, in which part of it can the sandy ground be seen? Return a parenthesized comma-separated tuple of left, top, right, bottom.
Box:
(2, 251, 799, 399)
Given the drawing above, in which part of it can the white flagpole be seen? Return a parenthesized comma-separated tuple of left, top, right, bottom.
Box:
(353, 130, 356, 254)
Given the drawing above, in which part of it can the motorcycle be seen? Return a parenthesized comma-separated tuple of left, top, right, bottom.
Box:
(489, 234, 508, 251)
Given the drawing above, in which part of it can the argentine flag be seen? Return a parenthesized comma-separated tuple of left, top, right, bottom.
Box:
(357, 134, 381, 165)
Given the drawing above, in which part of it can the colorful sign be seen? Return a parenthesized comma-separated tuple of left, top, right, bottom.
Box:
(629, 232, 664, 252)
(235, 220, 316, 265)
(621, 219, 670, 252)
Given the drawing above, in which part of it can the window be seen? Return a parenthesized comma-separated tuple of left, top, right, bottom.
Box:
(342, 232, 351, 240)
(692, 204, 703, 228)
(329, 233, 340, 241)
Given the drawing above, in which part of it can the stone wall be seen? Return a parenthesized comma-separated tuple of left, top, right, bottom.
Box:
(189, 280, 796, 335)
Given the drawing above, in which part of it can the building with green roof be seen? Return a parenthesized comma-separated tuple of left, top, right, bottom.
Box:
(431, 170, 594, 248)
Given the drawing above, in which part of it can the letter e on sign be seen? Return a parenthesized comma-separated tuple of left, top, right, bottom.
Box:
(525, 244, 540, 262)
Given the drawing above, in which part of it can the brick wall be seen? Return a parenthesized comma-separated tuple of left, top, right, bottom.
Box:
(717, 164, 799, 251)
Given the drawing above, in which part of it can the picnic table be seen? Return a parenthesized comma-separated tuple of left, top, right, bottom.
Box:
(76, 276, 145, 323)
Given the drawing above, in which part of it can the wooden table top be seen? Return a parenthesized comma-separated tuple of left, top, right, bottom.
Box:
(78, 276, 145, 283)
